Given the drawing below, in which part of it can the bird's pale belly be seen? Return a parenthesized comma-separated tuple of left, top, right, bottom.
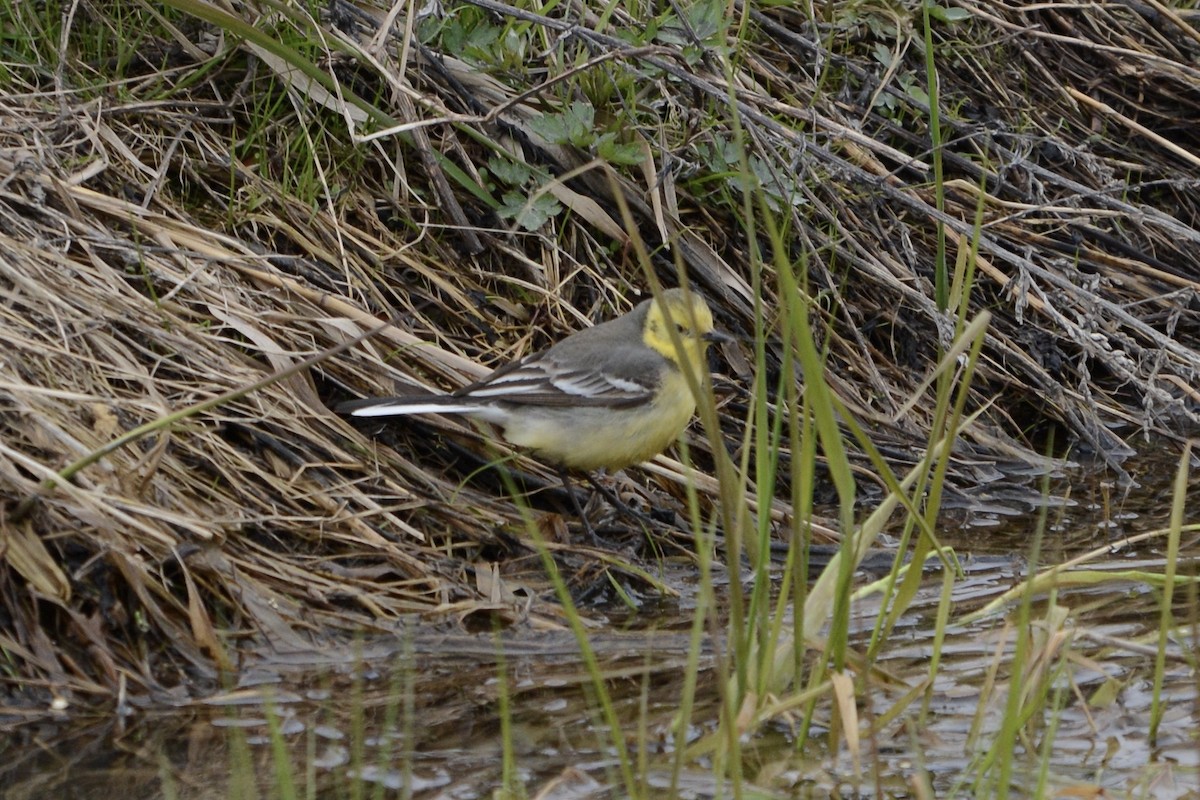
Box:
(501, 373, 697, 471)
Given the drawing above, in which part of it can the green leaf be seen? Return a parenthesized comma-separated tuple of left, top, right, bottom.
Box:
(529, 102, 595, 147)
(498, 190, 562, 231)
(487, 156, 532, 187)
(926, 4, 971, 24)
(595, 134, 645, 166)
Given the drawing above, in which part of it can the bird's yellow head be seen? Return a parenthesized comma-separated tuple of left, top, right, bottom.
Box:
(642, 288, 726, 373)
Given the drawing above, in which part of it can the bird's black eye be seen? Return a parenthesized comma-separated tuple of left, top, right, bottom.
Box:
(675, 322, 687, 335)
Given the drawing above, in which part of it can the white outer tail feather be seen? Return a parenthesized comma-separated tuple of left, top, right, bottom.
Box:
(349, 401, 481, 417)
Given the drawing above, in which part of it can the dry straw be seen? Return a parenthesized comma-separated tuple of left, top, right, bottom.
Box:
(1, 0, 1198, 706)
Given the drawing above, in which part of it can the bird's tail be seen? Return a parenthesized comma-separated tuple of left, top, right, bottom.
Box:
(337, 395, 495, 420)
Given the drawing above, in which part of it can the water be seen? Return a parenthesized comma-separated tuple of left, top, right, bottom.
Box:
(2, 449, 1198, 799)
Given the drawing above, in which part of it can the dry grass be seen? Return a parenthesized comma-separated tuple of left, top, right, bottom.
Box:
(1, 0, 1198, 710)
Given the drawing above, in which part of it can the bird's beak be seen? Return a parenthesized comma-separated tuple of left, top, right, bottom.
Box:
(703, 329, 734, 344)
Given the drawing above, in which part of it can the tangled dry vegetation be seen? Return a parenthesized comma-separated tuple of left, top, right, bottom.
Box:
(1, 0, 1198, 709)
